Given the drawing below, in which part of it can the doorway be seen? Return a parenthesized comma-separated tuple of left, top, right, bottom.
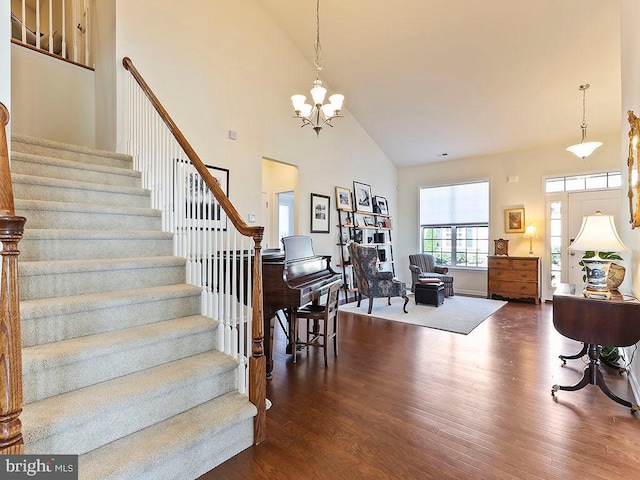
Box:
(262, 158, 298, 249)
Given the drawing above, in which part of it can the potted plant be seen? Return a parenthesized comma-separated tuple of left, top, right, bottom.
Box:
(579, 251, 625, 290)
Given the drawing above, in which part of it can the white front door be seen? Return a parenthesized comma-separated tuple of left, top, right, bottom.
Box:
(567, 190, 621, 288)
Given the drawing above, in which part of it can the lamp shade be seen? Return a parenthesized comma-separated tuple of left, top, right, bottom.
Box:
(568, 213, 628, 253)
(523, 224, 537, 239)
(566, 141, 603, 159)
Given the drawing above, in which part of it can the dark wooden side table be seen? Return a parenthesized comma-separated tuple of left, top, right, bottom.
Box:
(551, 283, 640, 412)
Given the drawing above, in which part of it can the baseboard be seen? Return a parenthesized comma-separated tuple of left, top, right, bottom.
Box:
(622, 346, 640, 405)
(454, 289, 486, 298)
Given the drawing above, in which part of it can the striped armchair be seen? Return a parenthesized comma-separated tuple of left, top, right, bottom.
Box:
(349, 243, 409, 314)
(408, 253, 454, 296)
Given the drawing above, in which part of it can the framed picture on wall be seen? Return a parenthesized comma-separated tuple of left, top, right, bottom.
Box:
(353, 181, 373, 213)
(175, 159, 229, 230)
(310, 193, 331, 233)
(373, 196, 389, 215)
(335, 186, 353, 211)
(504, 207, 525, 233)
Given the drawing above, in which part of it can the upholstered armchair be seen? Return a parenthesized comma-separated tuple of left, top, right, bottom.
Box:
(348, 243, 409, 314)
(408, 253, 454, 296)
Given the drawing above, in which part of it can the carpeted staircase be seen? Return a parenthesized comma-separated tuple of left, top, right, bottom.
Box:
(10, 133, 256, 479)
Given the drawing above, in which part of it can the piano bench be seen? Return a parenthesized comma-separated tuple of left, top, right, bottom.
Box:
(414, 282, 445, 307)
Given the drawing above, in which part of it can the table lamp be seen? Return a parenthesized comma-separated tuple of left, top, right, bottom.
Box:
(568, 211, 628, 299)
(523, 224, 537, 256)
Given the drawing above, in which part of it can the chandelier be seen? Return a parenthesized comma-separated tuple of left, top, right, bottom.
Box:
(291, 0, 344, 137)
(566, 84, 603, 159)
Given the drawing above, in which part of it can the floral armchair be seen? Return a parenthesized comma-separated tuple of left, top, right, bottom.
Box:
(348, 243, 409, 314)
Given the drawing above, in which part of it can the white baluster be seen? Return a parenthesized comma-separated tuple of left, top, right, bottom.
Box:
(47, 0, 53, 53)
(36, 0, 41, 48)
(61, 0, 66, 58)
(21, 0, 26, 43)
(72, 0, 78, 62)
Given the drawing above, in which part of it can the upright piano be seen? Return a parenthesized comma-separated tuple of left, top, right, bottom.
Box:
(262, 236, 341, 377)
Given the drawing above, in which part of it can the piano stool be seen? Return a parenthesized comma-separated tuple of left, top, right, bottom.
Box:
(291, 281, 341, 367)
(414, 281, 445, 307)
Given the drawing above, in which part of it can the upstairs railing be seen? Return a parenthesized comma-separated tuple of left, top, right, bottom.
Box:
(122, 57, 266, 443)
(11, 0, 92, 67)
(0, 103, 27, 453)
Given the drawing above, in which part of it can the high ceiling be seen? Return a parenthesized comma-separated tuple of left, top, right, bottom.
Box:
(255, 0, 622, 167)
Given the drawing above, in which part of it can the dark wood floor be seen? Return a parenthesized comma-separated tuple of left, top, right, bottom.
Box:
(201, 300, 640, 479)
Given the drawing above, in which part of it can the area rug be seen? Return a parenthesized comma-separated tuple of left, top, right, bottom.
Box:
(338, 295, 507, 334)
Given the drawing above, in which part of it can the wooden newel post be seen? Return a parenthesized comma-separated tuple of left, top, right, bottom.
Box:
(249, 232, 266, 444)
(0, 103, 27, 453)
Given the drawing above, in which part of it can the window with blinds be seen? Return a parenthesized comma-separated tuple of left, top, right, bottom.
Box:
(420, 181, 490, 268)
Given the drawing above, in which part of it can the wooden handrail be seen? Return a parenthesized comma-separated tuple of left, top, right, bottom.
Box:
(0, 102, 27, 453)
(122, 58, 266, 443)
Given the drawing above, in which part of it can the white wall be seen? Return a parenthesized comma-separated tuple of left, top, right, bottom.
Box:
(396, 133, 621, 295)
(620, 0, 640, 402)
(11, 45, 95, 146)
(93, 0, 116, 150)
(113, 0, 396, 262)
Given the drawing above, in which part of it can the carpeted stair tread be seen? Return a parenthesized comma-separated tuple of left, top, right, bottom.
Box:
(22, 351, 240, 455)
(19, 255, 184, 276)
(12, 172, 150, 208)
(20, 284, 203, 347)
(21, 284, 201, 320)
(12, 172, 148, 196)
(14, 198, 162, 230)
(11, 150, 141, 187)
(15, 198, 160, 217)
(78, 392, 256, 480)
(22, 315, 217, 403)
(22, 228, 173, 240)
(12, 133, 133, 169)
(19, 253, 186, 302)
(20, 229, 174, 261)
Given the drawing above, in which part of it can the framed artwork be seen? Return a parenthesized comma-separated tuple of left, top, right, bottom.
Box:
(373, 196, 389, 215)
(353, 181, 373, 213)
(335, 186, 353, 211)
(363, 216, 375, 226)
(176, 159, 229, 230)
(310, 193, 331, 233)
(504, 208, 525, 233)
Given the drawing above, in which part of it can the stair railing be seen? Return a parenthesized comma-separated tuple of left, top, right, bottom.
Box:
(11, 0, 92, 67)
(0, 103, 27, 453)
(122, 58, 266, 443)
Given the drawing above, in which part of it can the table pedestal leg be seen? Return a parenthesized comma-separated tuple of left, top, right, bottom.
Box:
(559, 342, 588, 365)
(552, 344, 639, 413)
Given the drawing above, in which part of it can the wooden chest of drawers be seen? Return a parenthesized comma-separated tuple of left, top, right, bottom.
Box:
(487, 256, 540, 304)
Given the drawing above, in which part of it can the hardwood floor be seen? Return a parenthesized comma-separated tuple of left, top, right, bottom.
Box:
(201, 300, 640, 479)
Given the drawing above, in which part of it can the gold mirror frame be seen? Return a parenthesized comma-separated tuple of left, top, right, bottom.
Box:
(628, 110, 640, 228)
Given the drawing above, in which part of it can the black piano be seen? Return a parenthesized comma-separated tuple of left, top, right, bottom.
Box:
(262, 236, 341, 377)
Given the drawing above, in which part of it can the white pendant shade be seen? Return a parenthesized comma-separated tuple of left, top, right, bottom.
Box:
(310, 82, 327, 106)
(329, 94, 344, 112)
(291, 94, 307, 113)
(566, 141, 603, 159)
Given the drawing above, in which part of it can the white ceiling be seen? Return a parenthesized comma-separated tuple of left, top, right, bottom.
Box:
(255, 0, 622, 167)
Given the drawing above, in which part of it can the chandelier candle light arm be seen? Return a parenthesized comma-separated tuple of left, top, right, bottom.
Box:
(291, 0, 344, 137)
(567, 211, 628, 299)
(566, 84, 603, 159)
